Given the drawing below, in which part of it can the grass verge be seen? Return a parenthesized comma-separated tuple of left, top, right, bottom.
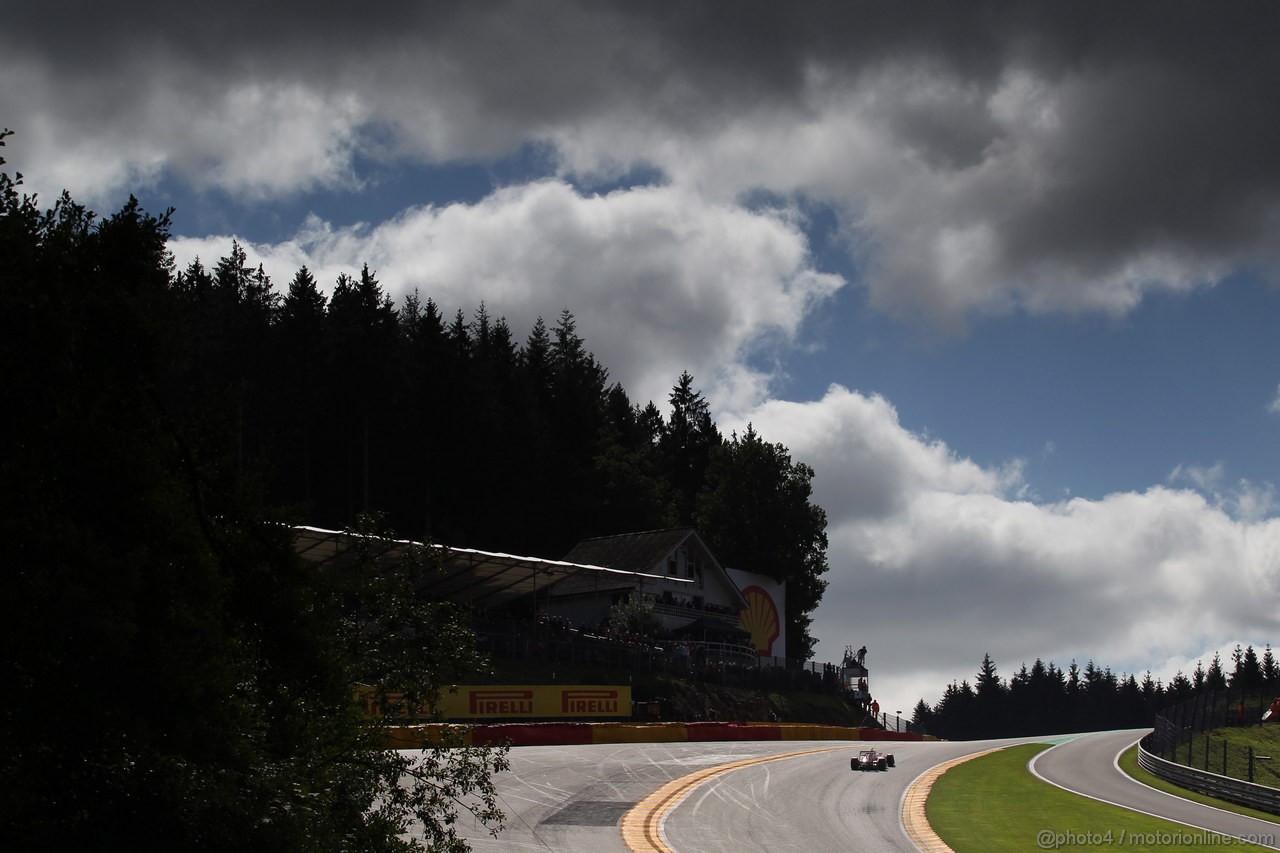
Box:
(927, 743, 1275, 852)
(1115, 745, 1280, 825)
(1159, 725, 1280, 788)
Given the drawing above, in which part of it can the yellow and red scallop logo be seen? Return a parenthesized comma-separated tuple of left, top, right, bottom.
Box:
(739, 585, 780, 656)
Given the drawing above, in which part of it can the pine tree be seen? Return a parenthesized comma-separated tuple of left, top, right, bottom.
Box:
(660, 371, 721, 523)
(973, 653, 1006, 738)
(1169, 670, 1193, 701)
(591, 384, 678, 535)
(1207, 652, 1228, 691)
(911, 698, 935, 734)
(1263, 645, 1279, 687)
(326, 265, 399, 519)
(1238, 645, 1264, 690)
(695, 424, 828, 660)
(273, 265, 328, 509)
(397, 291, 450, 538)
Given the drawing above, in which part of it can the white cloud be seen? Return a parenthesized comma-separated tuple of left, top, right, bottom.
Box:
(720, 385, 1280, 715)
(1268, 383, 1280, 415)
(1169, 463, 1278, 523)
(3, 62, 369, 203)
(720, 386, 1015, 520)
(9, 5, 1280, 327)
(167, 181, 844, 409)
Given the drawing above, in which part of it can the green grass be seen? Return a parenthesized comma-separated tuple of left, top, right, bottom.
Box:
(927, 743, 1275, 852)
(1161, 725, 1280, 788)
(1116, 744, 1280, 825)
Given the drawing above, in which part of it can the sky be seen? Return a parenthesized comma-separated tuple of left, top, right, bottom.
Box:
(7, 1, 1280, 716)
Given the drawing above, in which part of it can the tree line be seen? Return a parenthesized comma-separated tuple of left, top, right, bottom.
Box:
(163, 240, 828, 657)
(915, 645, 1280, 739)
(1, 132, 526, 851)
(0, 130, 829, 848)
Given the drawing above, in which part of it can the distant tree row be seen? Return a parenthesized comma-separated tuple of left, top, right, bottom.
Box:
(914, 645, 1280, 739)
(164, 241, 829, 657)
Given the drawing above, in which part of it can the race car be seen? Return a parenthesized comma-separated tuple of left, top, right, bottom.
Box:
(851, 749, 895, 771)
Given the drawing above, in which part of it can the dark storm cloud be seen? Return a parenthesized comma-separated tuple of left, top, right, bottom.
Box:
(6, 1, 1280, 320)
(8, 1, 1275, 140)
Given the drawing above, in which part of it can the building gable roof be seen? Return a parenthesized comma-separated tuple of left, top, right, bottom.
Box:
(562, 527, 701, 573)
(555, 527, 747, 609)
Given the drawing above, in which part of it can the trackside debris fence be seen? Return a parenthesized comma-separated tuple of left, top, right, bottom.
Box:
(1140, 688, 1280, 810)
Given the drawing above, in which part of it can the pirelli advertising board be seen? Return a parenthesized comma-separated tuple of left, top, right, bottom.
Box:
(357, 684, 632, 720)
(439, 685, 632, 719)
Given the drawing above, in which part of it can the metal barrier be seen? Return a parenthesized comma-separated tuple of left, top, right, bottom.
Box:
(874, 711, 912, 733)
(1138, 734, 1280, 815)
(474, 629, 850, 697)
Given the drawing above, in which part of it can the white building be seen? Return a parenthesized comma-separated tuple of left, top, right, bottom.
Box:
(545, 527, 751, 641)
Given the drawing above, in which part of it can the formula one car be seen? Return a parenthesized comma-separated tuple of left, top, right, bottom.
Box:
(851, 749, 895, 771)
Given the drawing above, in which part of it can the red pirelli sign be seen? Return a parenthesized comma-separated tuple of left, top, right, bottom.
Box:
(469, 689, 535, 716)
(435, 685, 631, 719)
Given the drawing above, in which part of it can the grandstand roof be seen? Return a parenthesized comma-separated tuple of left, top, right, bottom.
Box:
(293, 525, 690, 608)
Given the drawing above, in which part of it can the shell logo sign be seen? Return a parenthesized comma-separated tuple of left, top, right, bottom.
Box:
(740, 585, 781, 656)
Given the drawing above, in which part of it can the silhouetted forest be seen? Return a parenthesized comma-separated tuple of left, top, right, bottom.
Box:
(916, 645, 1280, 739)
(182, 250, 685, 552)
(1, 132, 526, 851)
(0, 127, 835, 849)
(1, 124, 830, 658)
(164, 241, 830, 654)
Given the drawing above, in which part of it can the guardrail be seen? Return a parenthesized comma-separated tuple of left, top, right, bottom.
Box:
(386, 721, 927, 748)
(1138, 735, 1280, 815)
(873, 711, 912, 733)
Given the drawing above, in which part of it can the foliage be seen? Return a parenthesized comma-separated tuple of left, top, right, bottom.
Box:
(1232, 644, 1266, 690)
(924, 652, 1157, 739)
(695, 424, 829, 659)
(2, 145, 836, 853)
(337, 516, 511, 852)
(925, 645, 1280, 740)
(607, 594, 666, 644)
(0, 139, 505, 851)
(66, 210, 830, 657)
(661, 370, 722, 522)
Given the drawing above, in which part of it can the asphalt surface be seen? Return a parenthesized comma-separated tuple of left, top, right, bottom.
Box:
(421, 729, 1280, 852)
(1031, 728, 1280, 849)
(436, 738, 1029, 853)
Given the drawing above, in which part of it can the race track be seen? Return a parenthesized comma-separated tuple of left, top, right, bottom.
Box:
(1031, 729, 1280, 850)
(430, 730, 1280, 852)
(440, 737, 1022, 852)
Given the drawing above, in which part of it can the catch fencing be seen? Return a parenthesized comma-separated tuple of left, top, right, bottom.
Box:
(1138, 740, 1280, 814)
(1140, 687, 1280, 812)
(475, 627, 851, 697)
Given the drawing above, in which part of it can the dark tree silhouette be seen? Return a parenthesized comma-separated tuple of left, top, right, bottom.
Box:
(661, 370, 721, 523)
(695, 424, 829, 659)
(0, 140, 507, 850)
